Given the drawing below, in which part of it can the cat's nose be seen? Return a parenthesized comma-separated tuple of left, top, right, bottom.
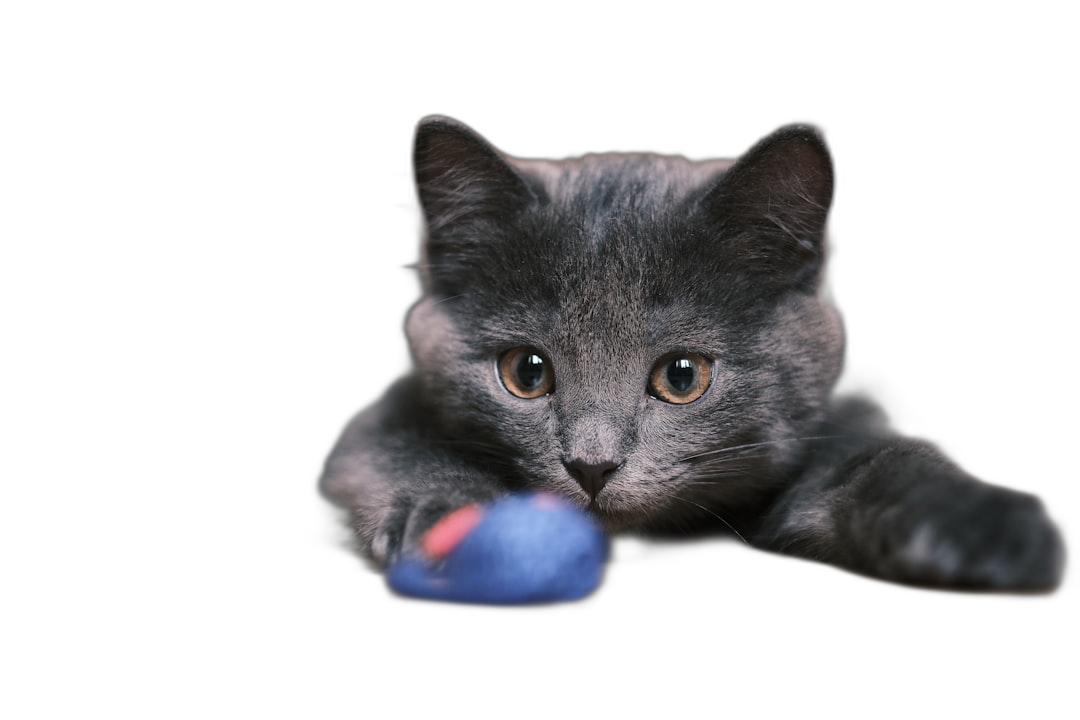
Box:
(563, 459, 620, 501)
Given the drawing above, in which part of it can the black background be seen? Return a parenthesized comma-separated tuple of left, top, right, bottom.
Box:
(223, 32, 1075, 690)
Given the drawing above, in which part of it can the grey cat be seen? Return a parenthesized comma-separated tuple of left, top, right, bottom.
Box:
(321, 116, 1064, 592)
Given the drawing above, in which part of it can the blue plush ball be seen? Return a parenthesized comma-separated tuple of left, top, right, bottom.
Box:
(386, 492, 608, 604)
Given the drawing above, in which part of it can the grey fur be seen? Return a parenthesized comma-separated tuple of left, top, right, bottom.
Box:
(320, 117, 1064, 591)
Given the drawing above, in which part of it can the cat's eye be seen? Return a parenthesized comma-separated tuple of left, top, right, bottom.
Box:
(648, 353, 712, 404)
(498, 347, 555, 399)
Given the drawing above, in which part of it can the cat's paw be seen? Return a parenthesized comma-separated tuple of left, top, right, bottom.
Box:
(385, 492, 608, 604)
(880, 488, 1065, 591)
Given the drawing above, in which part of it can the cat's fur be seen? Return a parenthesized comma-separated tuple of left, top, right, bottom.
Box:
(321, 116, 1065, 591)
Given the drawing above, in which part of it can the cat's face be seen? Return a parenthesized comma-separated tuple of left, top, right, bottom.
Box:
(406, 118, 844, 530)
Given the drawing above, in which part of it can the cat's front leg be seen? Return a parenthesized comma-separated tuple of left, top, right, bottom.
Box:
(362, 474, 504, 567)
(320, 377, 608, 603)
(319, 379, 508, 566)
(757, 438, 1065, 591)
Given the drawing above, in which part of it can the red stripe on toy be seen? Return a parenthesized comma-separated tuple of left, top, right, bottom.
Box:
(421, 504, 484, 558)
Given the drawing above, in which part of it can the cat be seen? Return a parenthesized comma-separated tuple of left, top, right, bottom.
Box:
(320, 116, 1065, 593)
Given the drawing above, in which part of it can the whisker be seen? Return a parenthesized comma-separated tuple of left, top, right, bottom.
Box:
(428, 439, 519, 471)
(679, 435, 844, 463)
(678, 472, 760, 488)
(686, 452, 772, 469)
(668, 495, 750, 545)
(812, 416, 898, 444)
(432, 438, 506, 451)
(432, 293, 470, 306)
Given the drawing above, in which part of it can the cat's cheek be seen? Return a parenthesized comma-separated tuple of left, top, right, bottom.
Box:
(405, 298, 471, 375)
(493, 395, 567, 488)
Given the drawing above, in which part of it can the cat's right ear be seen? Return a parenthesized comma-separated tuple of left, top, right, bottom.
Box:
(413, 117, 541, 295)
(700, 125, 834, 291)
(413, 116, 540, 235)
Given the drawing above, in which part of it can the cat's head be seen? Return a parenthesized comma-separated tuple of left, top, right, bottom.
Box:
(405, 116, 844, 531)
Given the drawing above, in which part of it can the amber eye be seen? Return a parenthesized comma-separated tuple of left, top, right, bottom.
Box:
(648, 353, 712, 404)
(498, 347, 555, 399)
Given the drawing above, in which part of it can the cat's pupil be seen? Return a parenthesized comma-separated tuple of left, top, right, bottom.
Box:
(666, 358, 696, 392)
(516, 354, 546, 388)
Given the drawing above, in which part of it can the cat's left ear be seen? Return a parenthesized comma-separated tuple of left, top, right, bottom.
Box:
(702, 125, 834, 288)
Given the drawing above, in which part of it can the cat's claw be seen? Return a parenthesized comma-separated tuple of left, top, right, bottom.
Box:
(386, 492, 608, 604)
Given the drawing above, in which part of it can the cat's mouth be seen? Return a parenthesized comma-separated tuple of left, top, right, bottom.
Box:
(581, 495, 651, 532)
(529, 465, 673, 532)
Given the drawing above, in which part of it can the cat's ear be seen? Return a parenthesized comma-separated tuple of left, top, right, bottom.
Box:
(702, 125, 833, 288)
(413, 116, 540, 234)
(413, 117, 541, 295)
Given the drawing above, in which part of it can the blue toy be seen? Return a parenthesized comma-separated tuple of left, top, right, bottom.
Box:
(386, 492, 608, 604)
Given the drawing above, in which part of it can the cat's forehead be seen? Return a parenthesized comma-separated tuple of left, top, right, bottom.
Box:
(514, 153, 735, 211)
(442, 160, 742, 340)
(459, 218, 735, 357)
(507, 153, 742, 279)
